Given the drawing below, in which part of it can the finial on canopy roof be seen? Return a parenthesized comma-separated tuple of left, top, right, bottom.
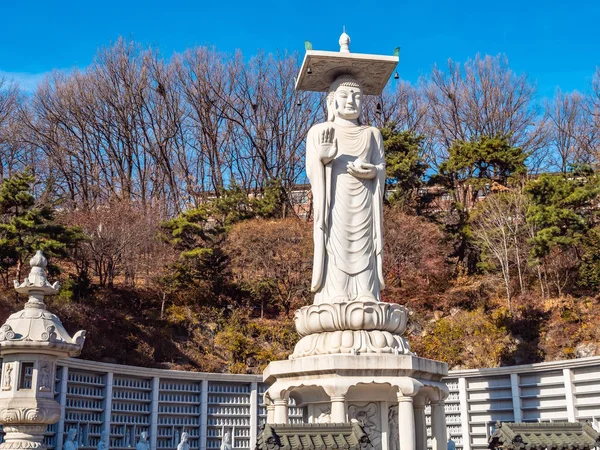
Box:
(339, 28, 350, 53)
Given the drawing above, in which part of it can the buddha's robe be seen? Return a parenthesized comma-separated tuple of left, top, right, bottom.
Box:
(306, 122, 385, 304)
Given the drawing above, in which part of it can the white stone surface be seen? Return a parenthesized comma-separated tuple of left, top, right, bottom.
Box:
(264, 353, 448, 450)
(2, 251, 86, 355)
(295, 33, 398, 95)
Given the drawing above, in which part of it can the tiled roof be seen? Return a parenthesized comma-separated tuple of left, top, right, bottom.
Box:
(255, 423, 372, 450)
(489, 421, 600, 450)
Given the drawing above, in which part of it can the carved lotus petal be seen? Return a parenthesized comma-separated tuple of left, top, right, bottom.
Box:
(290, 329, 412, 359)
(294, 301, 408, 337)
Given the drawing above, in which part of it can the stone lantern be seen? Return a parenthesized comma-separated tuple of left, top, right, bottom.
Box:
(0, 251, 86, 450)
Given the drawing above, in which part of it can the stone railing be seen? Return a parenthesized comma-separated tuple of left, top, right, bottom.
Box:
(1, 356, 598, 450)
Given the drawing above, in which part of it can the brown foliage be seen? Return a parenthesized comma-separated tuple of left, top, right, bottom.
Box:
(383, 208, 450, 300)
(411, 308, 515, 369)
(62, 201, 174, 288)
(225, 218, 312, 316)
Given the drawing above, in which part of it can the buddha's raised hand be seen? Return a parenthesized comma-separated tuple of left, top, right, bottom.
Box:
(318, 127, 337, 164)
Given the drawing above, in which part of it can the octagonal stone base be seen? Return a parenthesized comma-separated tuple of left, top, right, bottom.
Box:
(265, 353, 448, 388)
(264, 354, 449, 450)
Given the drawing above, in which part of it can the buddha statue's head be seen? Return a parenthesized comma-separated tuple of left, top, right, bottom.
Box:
(181, 433, 189, 443)
(327, 74, 363, 123)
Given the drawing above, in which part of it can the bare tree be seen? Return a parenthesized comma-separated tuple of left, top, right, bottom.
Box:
(383, 207, 449, 290)
(65, 201, 173, 287)
(208, 51, 321, 214)
(364, 81, 428, 133)
(545, 90, 597, 173)
(422, 54, 545, 170)
(0, 78, 32, 180)
(173, 47, 235, 200)
(226, 218, 312, 316)
(471, 190, 531, 308)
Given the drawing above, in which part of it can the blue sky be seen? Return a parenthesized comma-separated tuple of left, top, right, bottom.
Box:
(2, 0, 600, 98)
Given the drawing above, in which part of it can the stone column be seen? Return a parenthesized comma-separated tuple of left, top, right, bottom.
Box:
(273, 399, 289, 424)
(413, 398, 427, 450)
(430, 401, 447, 450)
(56, 366, 69, 450)
(397, 395, 416, 450)
(150, 376, 159, 450)
(249, 382, 258, 449)
(266, 403, 275, 424)
(199, 379, 208, 450)
(330, 396, 346, 423)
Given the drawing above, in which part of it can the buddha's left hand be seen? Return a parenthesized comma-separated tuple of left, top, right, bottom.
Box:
(347, 162, 377, 179)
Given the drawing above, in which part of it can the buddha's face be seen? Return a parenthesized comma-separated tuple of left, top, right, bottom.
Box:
(333, 84, 363, 120)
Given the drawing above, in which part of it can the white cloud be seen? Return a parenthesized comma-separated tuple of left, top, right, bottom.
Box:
(0, 70, 51, 93)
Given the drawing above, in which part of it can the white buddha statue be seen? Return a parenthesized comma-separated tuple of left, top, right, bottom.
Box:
(219, 429, 232, 450)
(176, 432, 189, 450)
(64, 429, 78, 450)
(136, 432, 149, 450)
(306, 74, 386, 304)
(97, 431, 109, 450)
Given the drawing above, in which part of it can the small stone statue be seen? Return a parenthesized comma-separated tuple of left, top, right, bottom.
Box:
(316, 406, 331, 424)
(97, 431, 109, 450)
(176, 432, 189, 450)
(39, 362, 50, 391)
(136, 432, 149, 450)
(220, 428, 232, 450)
(64, 429, 78, 450)
(2, 363, 12, 390)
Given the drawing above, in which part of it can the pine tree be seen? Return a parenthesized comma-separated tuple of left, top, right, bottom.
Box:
(0, 170, 84, 285)
(430, 135, 528, 272)
(160, 182, 288, 306)
(525, 165, 600, 259)
(381, 124, 428, 212)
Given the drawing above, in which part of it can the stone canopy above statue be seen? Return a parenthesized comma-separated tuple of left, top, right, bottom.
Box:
(295, 32, 399, 95)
